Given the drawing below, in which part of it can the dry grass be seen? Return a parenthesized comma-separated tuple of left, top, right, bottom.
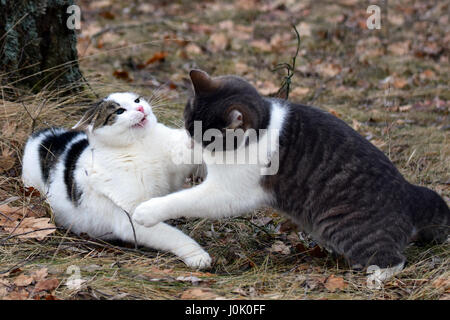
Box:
(0, 0, 449, 300)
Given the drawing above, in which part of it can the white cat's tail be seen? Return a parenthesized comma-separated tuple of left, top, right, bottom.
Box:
(22, 130, 46, 192)
(21, 128, 69, 193)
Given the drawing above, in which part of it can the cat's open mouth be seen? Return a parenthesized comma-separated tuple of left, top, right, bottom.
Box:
(133, 115, 148, 128)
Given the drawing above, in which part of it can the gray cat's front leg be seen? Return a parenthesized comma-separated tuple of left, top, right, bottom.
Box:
(133, 180, 266, 227)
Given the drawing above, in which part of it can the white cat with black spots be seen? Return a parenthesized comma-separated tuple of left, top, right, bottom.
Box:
(22, 92, 211, 269)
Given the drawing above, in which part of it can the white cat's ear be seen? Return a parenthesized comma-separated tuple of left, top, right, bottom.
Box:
(189, 69, 219, 95)
(227, 109, 243, 129)
(72, 103, 99, 131)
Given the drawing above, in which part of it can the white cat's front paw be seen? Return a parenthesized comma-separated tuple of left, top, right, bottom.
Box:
(133, 198, 171, 227)
(182, 250, 212, 269)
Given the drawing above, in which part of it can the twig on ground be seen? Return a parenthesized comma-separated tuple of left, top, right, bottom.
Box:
(122, 209, 138, 250)
(0, 254, 36, 275)
(0, 227, 59, 243)
(20, 101, 37, 133)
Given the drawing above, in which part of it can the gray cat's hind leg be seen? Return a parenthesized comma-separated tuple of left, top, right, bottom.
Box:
(346, 238, 407, 282)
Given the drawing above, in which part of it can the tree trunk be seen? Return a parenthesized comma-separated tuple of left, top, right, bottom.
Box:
(0, 0, 82, 96)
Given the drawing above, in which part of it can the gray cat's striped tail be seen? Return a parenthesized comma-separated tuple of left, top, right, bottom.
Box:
(411, 185, 450, 245)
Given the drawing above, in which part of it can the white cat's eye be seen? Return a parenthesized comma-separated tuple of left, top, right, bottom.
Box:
(134, 97, 140, 103)
(115, 108, 126, 115)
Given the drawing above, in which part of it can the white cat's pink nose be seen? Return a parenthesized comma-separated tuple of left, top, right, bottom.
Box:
(137, 106, 144, 113)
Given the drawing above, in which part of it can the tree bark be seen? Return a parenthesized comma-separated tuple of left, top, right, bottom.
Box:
(0, 0, 82, 96)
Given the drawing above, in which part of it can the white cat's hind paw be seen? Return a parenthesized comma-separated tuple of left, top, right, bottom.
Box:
(182, 250, 212, 270)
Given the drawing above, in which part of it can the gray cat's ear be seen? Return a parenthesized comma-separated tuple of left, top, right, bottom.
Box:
(227, 109, 243, 129)
(189, 69, 219, 95)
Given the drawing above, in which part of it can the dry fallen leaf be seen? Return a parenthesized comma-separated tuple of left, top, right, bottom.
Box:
(290, 87, 310, 97)
(19, 186, 41, 198)
(328, 109, 341, 118)
(304, 276, 327, 291)
(324, 275, 347, 292)
(0, 286, 8, 298)
(147, 267, 173, 274)
(235, 0, 257, 10)
(250, 39, 272, 52)
(230, 24, 253, 41)
(32, 268, 49, 282)
(112, 70, 133, 82)
(90, 0, 112, 10)
(294, 243, 328, 258)
(268, 240, 291, 255)
(13, 274, 34, 287)
(256, 80, 279, 96)
(420, 69, 436, 80)
(232, 287, 247, 296)
(251, 216, 272, 227)
(388, 14, 405, 26)
(35, 278, 59, 292)
(286, 231, 300, 243)
(2, 217, 56, 241)
(393, 77, 408, 89)
(98, 10, 115, 20)
(416, 42, 442, 57)
(218, 20, 234, 31)
(180, 288, 224, 300)
(209, 33, 228, 52)
(388, 41, 410, 56)
(137, 3, 155, 13)
(317, 63, 342, 78)
(296, 22, 312, 37)
(355, 37, 384, 61)
(234, 62, 250, 74)
(145, 52, 168, 65)
(185, 43, 202, 55)
(352, 119, 362, 131)
(399, 105, 412, 112)
(3, 289, 29, 300)
(370, 139, 387, 149)
(189, 23, 214, 34)
(270, 33, 291, 51)
(0, 204, 28, 223)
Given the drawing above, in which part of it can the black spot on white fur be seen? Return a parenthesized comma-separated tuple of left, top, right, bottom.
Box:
(38, 129, 83, 183)
(64, 138, 89, 205)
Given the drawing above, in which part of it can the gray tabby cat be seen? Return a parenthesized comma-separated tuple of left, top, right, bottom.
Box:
(134, 70, 449, 279)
